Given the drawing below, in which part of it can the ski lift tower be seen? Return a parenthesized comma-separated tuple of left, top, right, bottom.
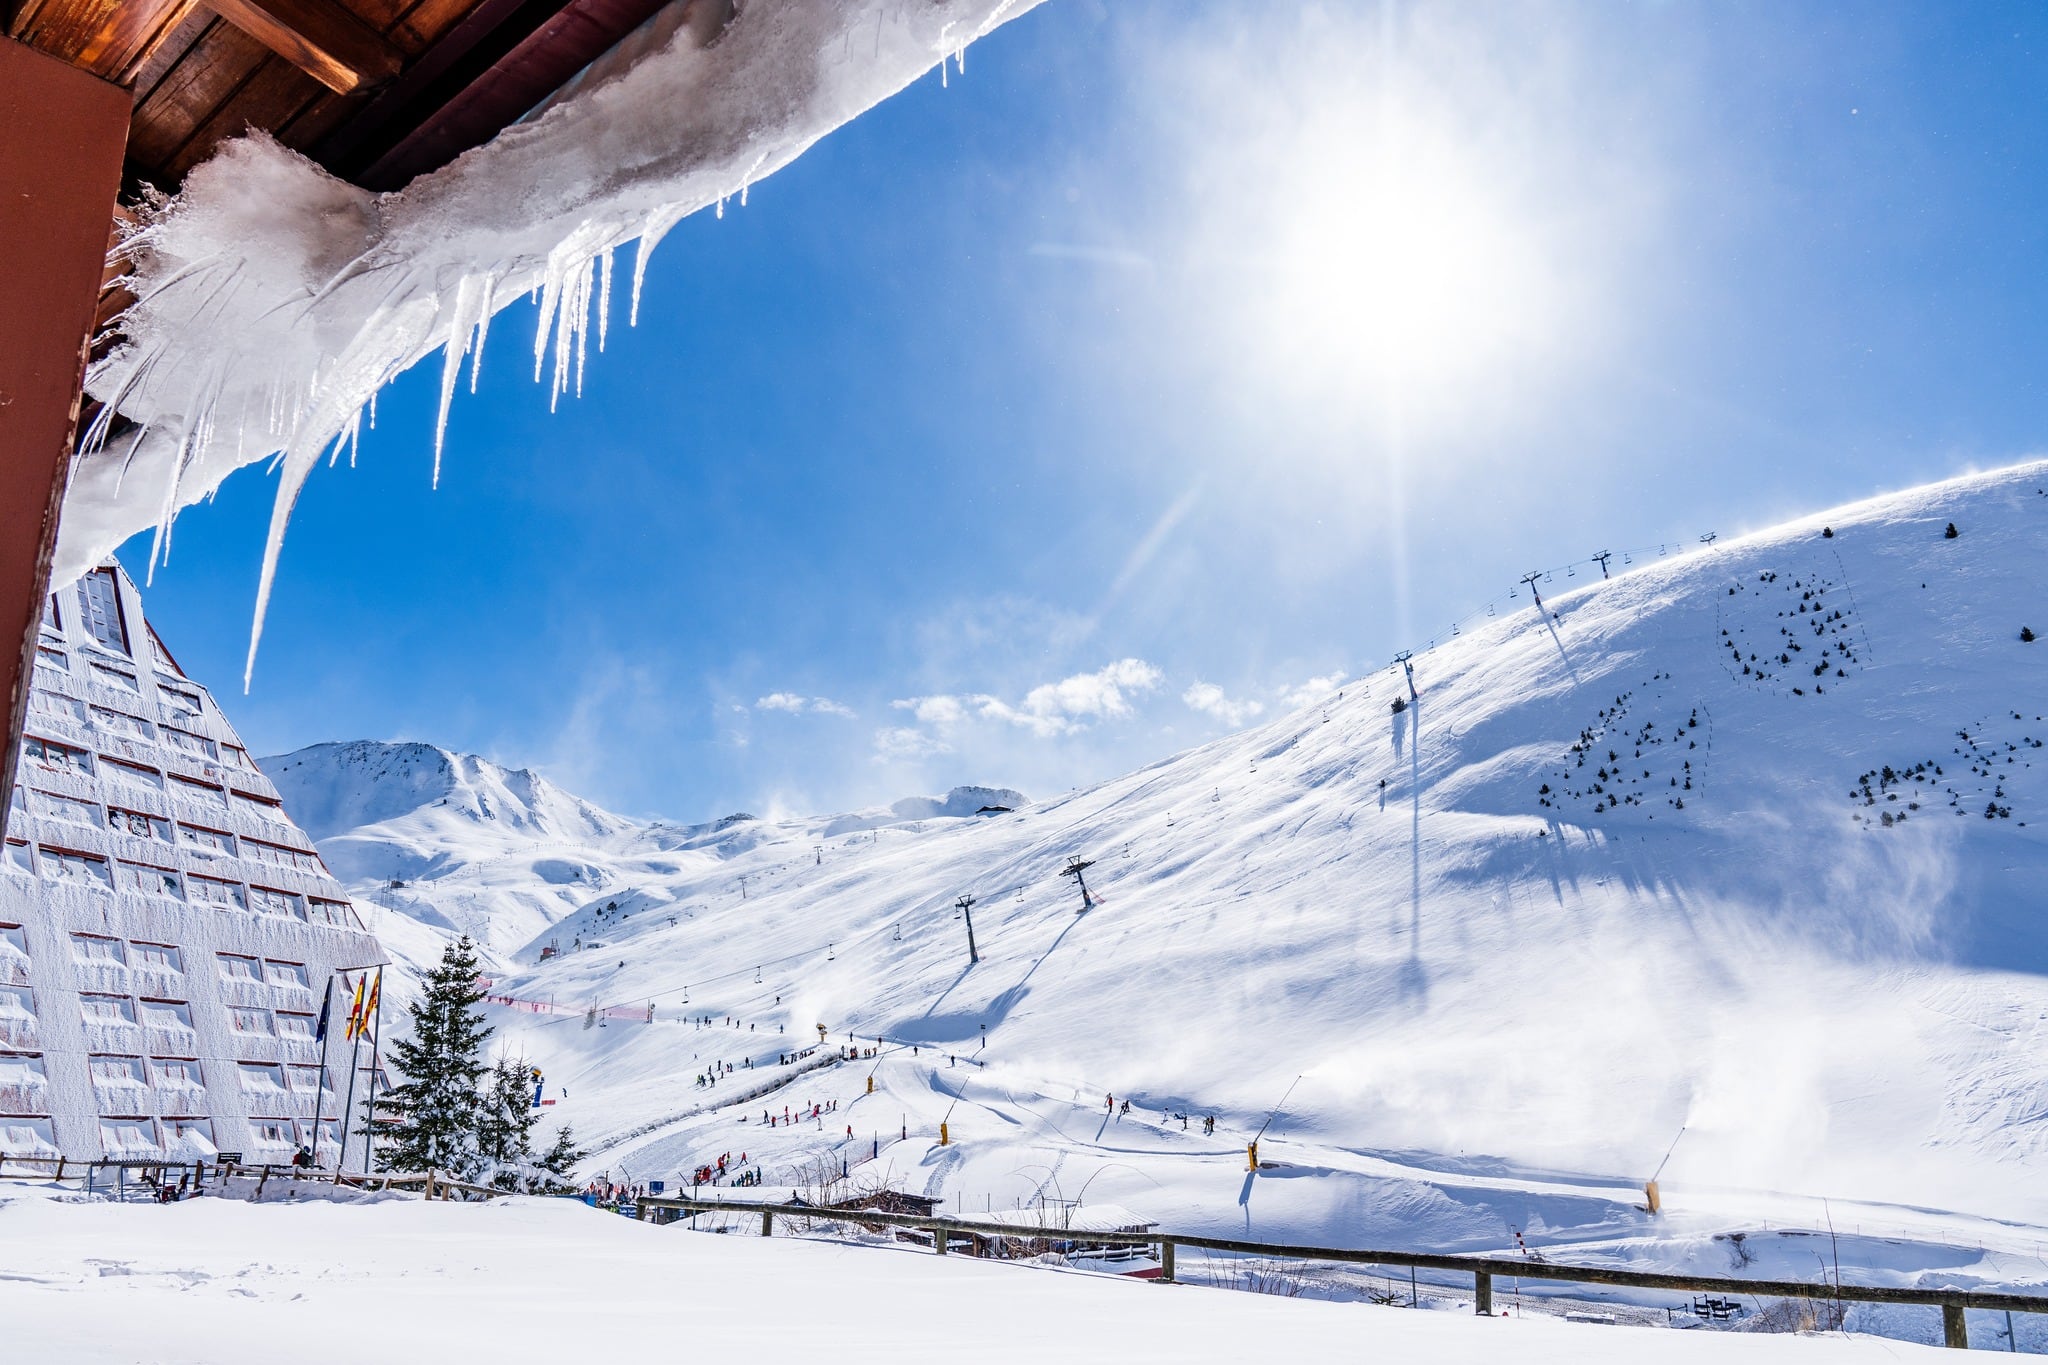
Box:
(1392, 650, 1418, 703)
(954, 895, 979, 964)
(1060, 857, 1097, 913)
(1520, 570, 1547, 615)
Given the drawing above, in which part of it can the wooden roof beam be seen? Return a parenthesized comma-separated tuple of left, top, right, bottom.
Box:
(200, 0, 399, 94)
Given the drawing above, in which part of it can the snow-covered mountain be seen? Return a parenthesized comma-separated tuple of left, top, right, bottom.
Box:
(262, 739, 1028, 977)
(278, 464, 2048, 1324)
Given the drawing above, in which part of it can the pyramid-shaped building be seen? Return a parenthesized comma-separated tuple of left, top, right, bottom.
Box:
(2, 564, 384, 1165)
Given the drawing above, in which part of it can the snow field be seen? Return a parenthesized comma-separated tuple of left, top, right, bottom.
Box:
(0, 1184, 1987, 1363)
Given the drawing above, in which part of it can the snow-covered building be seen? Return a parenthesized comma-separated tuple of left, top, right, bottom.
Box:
(1, 564, 383, 1165)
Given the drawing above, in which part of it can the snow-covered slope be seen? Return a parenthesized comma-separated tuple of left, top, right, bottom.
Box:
(305, 464, 2048, 1313)
(262, 741, 1027, 978)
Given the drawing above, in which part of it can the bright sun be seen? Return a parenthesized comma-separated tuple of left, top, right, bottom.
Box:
(1264, 115, 1545, 402)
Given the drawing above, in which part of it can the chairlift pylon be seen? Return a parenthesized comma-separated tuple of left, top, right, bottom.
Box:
(754, 966, 763, 984)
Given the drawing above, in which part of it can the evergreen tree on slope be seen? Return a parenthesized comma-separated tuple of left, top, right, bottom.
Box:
(373, 936, 490, 1175)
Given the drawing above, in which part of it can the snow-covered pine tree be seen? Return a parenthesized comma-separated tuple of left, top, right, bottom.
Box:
(475, 1058, 585, 1192)
(372, 935, 491, 1176)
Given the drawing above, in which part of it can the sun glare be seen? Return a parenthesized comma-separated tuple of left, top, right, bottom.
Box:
(1262, 113, 1546, 403)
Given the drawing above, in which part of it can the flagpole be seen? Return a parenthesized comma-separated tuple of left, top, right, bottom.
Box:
(361, 969, 383, 1176)
(335, 975, 364, 1176)
(308, 975, 337, 1168)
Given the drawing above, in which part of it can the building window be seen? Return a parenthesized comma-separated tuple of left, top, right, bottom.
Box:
(0, 986, 38, 1048)
(99, 757, 163, 795)
(177, 825, 236, 858)
(119, 864, 183, 900)
(162, 1118, 215, 1155)
(23, 736, 91, 777)
(151, 1059, 204, 1091)
(28, 789, 101, 828)
(98, 1117, 159, 1154)
(89, 1055, 147, 1088)
(264, 960, 310, 991)
(156, 682, 203, 721)
(169, 776, 229, 814)
(75, 569, 129, 655)
(69, 934, 125, 966)
(307, 898, 355, 927)
(161, 727, 218, 761)
(189, 876, 246, 911)
(249, 1118, 294, 1150)
(237, 1061, 287, 1093)
(40, 847, 112, 891)
(131, 943, 182, 974)
(40, 594, 59, 633)
(275, 1012, 317, 1041)
(249, 887, 303, 920)
(139, 999, 194, 1035)
(230, 1007, 273, 1035)
(217, 953, 261, 982)
(78, 994, 136, 1025)
(2, 843, 32, 878)
(287, 1064, 327, 1094)
(88, 661, 140, 693)
(27, 690, 86, 724)
(0, 1117, 59, 1157)
(89, 706, 155, 742)
(0, 1052, 47, 1111)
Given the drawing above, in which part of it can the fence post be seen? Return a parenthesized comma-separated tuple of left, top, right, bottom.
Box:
(935, 1225, 947, 1255)
(1475, 1271, 1493, 1316)
(1942, 1302, 1967, 1349)
(1158, 1240, 1176, 1284)
(423, 1170, 436, 1201)
(762, 1209, 773, 1237)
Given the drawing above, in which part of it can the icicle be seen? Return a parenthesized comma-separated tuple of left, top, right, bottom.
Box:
(433, 274, 484, 489)
(716, 197, 726, 219)
(740, 183, 749, 208)
(631, 205, 688, 328)
(596, 249, 613, 354)
(368, 390, 378, 430)
(573, 257, 593, 397)
(469, 273, 498, 394)
(533, 255, 568, 384)
(244, 433, 328, 692)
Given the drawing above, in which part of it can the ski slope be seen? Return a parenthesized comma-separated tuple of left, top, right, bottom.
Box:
(273, 463, 2048, 1327)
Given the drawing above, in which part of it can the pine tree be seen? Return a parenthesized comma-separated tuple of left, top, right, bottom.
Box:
(373, 936, 491, 1176)
(476, 1058, 540, 1178)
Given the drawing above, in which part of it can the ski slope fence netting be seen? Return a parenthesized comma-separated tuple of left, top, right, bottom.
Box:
(635, 1196, 2048, 1351)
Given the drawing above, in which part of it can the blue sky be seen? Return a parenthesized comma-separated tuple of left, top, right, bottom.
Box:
(118, 0, 2048, 821)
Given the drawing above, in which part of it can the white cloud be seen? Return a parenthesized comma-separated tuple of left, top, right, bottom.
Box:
(894, 658, 1163, 742)
(1277, 671, 1348, 711)
(872, 726, 952, 761)
(756, 693, 857, 718)
(1182, 681, 1264, 727)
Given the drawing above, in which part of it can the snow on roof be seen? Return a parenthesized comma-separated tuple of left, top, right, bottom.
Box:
(68, 0, 1045, 685)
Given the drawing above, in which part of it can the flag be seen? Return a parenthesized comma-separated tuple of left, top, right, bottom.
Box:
(360, 970, 381, 1039)
(343, 974, 367, 1040)
(314, 978, 334, 1043)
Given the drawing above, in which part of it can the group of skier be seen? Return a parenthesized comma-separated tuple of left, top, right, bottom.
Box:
(1105, 1093, 1216, 1136)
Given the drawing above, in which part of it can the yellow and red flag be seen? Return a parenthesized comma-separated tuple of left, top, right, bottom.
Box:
(343, 973, 367, 1040)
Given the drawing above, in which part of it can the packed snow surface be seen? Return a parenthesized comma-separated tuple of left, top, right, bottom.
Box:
(0, 1184, 1986, 1363)
(275, 465, 2048, 1330)
(66, 0, 1045, 681)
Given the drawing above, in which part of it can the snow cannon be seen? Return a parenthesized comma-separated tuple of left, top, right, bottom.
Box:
(1644, 1180, 1662, 1215)
(939, 1122, 950, 1147)
(1247, 1141, 1259, 1172)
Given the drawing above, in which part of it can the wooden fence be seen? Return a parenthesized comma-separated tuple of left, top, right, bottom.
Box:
(0, 1153, 510, 1202)
(636, 1195, 2048, 1350)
